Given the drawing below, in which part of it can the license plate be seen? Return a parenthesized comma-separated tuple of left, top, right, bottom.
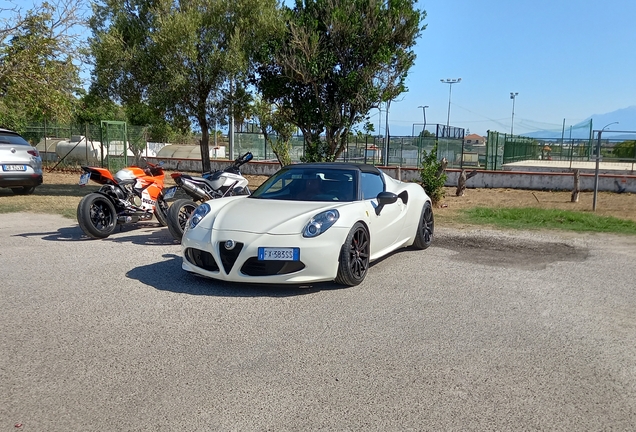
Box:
(258, 247, 300, 261)
(79, 172, 90, 186)
(2, 164, 26, 171)
(163, 186, 177, 200)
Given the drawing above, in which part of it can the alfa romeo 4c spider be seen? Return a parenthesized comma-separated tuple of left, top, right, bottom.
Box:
(179, 162, 434, 286)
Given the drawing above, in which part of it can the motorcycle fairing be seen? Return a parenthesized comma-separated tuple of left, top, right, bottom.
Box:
(81, 166, 115, 185)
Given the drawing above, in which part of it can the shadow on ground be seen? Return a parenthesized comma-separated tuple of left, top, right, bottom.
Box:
(126, 253, 346, 298)
(15, 223, 178, 246)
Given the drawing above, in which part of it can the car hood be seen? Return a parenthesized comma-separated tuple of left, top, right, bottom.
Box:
(211, 197, 349, 235)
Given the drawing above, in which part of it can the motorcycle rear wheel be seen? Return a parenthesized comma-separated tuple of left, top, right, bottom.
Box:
(77, 193, 117, 239)
(167, 198, 198, 242)
(155, 193, 169, 226)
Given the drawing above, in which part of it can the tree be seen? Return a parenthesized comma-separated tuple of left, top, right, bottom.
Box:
(90, 0, 280, 173)
(0, 0, 86, 130)
(256, 0, 425, 162)
(613, 140, 636, 159)
(419, 144, 446, 204)
(252, 97, 296, 166)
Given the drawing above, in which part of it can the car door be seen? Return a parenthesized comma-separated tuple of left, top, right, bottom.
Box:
(361, 171, 406, 256)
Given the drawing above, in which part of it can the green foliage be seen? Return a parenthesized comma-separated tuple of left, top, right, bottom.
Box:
(419, 144, 446, 204)
(463, 207, 636, 234)
(613, 140, 636, 159)
(256, 0, 425, 162)
(0, 1, 84, 130)
(74, 92, 125, 125)
(90, 0, 280, 171)
(252, 97, 296, 166)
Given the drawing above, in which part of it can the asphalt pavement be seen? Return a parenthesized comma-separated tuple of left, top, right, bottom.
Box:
(1, 213, 635, 431)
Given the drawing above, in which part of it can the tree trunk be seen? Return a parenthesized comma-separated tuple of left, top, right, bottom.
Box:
(199, 126, 211, 173)
(436, 157, 448, 179)
(456, 169, 467, 196)
(571, 169, 580, 202)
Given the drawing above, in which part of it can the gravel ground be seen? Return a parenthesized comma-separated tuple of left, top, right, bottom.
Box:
(1, 213, 635, 431)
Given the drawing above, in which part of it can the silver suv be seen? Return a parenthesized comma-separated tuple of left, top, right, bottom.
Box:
(0, 129, 43, 195)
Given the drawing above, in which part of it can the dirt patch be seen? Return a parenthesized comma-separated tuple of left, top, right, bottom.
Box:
(434, 232, 590, 270)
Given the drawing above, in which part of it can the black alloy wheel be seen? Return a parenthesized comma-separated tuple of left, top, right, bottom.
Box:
(166, 198, 198, 242)
(412, 201, 434, 250)
(335, 222, 370, 286)
(76, 193, 117, 239)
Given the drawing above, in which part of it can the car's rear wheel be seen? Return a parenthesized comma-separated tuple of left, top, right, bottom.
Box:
(167, 198, 198, 242)
(11, 186, 35, 195)
(412, 201, 434, 250)
(77, 193, 117, 239)
(335, 222, 370, 286)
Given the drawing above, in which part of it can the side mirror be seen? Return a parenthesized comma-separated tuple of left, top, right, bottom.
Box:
(375, 191, 398, 215)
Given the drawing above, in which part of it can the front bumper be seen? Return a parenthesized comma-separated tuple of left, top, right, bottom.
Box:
(181, 226, 348, 284)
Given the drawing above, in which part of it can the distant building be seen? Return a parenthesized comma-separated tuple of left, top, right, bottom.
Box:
(465, 134, 485, 145)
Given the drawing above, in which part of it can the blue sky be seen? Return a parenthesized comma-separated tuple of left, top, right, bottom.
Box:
(386, 0, 636, 136)
(3, 0, 635, 137)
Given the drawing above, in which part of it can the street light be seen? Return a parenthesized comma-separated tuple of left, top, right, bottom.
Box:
(510, 92, 518, 135)
(440, 78, 461, 127)
(592, 121, 619, 211)
(417, 105, 428, 134)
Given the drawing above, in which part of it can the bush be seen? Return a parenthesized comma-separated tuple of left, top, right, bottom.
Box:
(419, 144, 446, 204)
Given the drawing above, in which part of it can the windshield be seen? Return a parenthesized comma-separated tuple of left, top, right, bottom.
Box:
(250, 167, 357, 202)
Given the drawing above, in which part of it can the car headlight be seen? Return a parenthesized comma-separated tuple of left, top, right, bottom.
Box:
(303, 209, 339, 238)
(189, 203, 211, 230)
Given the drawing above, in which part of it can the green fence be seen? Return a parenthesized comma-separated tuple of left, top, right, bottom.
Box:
(23, 122, 149, 171)
(233, 124, 466, 169)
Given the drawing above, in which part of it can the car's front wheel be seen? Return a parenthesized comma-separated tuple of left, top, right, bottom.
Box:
(335, 222, 370, 286)
(412, 201, 434, 250)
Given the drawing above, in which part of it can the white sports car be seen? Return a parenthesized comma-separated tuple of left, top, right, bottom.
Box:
(179, 162, 434, 286)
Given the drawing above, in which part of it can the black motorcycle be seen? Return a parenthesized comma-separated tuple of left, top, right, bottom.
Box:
(165, 152, 253, 241)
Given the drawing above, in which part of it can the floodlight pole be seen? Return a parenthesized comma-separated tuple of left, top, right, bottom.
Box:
(417, 105, 429, 135)
(592, 122, 618, 211)
(510, 92, 518, 135)
(441, 78, 461, 128)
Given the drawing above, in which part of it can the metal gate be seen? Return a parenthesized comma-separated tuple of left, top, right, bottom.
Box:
(101, 121, 128, 172)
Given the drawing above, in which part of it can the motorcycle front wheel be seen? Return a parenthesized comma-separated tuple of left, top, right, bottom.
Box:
(167, 198, 198, 242)
(77, 193, 117, 239)
(155, 193, 169, 226)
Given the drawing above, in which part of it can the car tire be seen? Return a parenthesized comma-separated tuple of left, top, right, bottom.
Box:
(167, 198, 198, 242)
(154, 193, 169, 226)
(335, 222, 370, 286)
(77, 193, 117, 239)
(412, 201, 434, 250)
(11, 186, 36, 195)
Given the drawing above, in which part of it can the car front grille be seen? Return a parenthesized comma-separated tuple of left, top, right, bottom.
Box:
(218, 241, 244, 274)
(240, 258, 305, 277)
(184, 248, 219, 272)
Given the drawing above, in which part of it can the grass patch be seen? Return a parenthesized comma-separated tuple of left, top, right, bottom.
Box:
(463, 207, 636, 234)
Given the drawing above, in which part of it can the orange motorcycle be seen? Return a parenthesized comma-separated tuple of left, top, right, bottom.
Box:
(76, 162, 169, 238)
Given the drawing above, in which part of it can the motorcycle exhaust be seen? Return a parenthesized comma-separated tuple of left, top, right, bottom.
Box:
(118, 215, 139, 224)
(181, 180, 213, 200)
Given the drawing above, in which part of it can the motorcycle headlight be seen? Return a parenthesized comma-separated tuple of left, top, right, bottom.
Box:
(303, 209, 339, 238)
(189, 203, 211, 230)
